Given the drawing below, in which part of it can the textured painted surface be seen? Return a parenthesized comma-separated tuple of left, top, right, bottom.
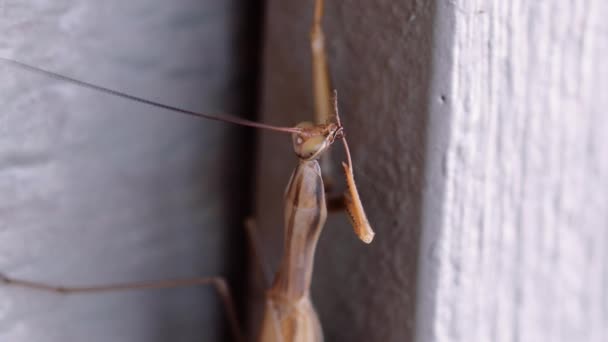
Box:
(253, 1, 433, 341)
(417, 1, 608, 342)
(0, 1, 257, 341)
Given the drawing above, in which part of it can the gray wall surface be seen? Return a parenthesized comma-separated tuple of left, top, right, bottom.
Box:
(1, 1, 258, 341)
(417, 1, 608, 342)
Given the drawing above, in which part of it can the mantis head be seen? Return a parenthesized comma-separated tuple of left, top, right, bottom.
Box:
(291, 121, 343, 161)
(290, 119, 375, 244)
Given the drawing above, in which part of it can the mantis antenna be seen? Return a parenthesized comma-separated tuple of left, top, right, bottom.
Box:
(0, 57, 301, 135)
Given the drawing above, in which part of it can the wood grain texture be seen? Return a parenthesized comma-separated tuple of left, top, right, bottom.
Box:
(254, 0, 434, 341)
(417, 1, 608, 342)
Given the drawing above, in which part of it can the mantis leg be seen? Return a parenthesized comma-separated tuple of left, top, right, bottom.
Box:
(310, 0, 336, 190)
(310, 0, 333, 125)
(0, 272, 244, 342)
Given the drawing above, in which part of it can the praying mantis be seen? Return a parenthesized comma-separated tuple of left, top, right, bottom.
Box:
(0, 0, 374, 341)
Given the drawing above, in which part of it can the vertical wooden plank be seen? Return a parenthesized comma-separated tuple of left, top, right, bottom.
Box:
(417, 1, 608, 342)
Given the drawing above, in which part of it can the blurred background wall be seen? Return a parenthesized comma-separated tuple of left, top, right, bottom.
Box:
(1, 1, 259, 341)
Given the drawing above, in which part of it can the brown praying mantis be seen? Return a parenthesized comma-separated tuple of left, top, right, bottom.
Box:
(0, 0, 374, 341)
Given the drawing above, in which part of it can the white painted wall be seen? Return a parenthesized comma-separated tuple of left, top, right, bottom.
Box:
(417, 1, 608, 342)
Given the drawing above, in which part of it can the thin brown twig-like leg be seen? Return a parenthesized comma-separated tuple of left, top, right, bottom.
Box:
(310, 0, 332, 125)
(310, 0, 336, 191)
(0, 273, 244, 342)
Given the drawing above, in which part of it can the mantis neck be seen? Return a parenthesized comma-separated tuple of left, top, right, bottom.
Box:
(270, 160, 327, 300)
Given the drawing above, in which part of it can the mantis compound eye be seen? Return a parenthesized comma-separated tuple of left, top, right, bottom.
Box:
(292, 121, 335, 161)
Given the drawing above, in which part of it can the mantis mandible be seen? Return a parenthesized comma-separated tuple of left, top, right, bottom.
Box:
(0, 0, 374, 341)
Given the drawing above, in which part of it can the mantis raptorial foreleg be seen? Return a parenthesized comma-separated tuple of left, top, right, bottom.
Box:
(310, 0, 374, 244)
